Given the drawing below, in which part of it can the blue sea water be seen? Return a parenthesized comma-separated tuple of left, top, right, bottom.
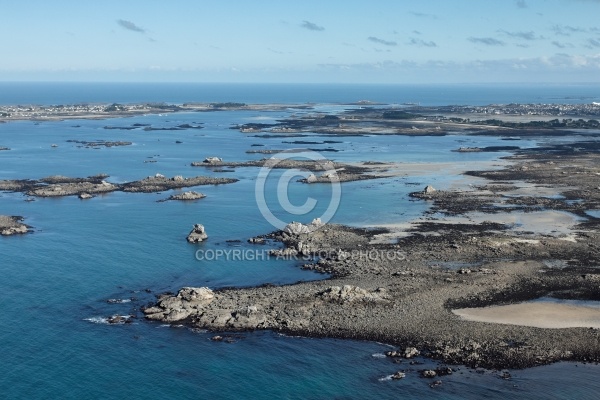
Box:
(0, 82, 599, 106)
(1, 83, 600, 399)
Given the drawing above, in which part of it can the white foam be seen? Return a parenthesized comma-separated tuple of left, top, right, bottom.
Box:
(84, 317, 109, 324)
(378, 375, 394, 382)
(372, 353, 387, 359)
(107, 298, 131, 304)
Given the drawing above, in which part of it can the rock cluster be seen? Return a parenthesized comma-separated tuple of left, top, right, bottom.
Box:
(319, 285, 384, 303)
(0, 215, 30, 236)
(168, 191, 206, 201)
(144, 287, 215, 322)
(391, 371, 406, 380)
(386, 347, 420, 359)
(1, 224, 28, 236)
(0, 174, 237, 197)
(187, 224, 208, 243)
(203, 157, 223, 164)
(30, 180, 116, 197)
(283, 218, 324, 235)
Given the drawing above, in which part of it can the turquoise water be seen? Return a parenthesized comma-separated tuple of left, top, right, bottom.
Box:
(1, 84, 599, 399)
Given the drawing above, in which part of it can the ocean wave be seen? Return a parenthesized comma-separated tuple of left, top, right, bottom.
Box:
(84, 315, 131, 325)
(372, 353, 387, 359)
(107, 298, 132, 304)
(84, 317, 109, 324)
(378, 375, 394, 382)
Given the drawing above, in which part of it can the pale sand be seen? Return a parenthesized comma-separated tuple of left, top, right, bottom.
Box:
(453, 301, 600, 329)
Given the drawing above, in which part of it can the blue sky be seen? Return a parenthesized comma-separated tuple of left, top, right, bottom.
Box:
(2, 0, 600, 83)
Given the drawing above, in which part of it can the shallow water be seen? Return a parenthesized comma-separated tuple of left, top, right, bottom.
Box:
(2, 84, 600, 399)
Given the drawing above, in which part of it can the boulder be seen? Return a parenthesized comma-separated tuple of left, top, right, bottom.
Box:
(423, 185, 436, 194)
(391, 371, 406, 380)
(320, 285, 382, 303)
(321, 171, 337, 179)
(172, 175, 184, 182)
(79, 193, 94, 199)
(305, 173, 318, 183)
(177, 287, 214, 302)
(203, 157, 223, 164)
(422, 370, 437, 378)
(107, 315, 130, 324)
(187, 224, 208, 243)
(404, 347, 420, 359)
(283, 218, 324, 235)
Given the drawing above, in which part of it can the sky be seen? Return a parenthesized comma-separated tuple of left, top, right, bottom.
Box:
(1, 0, 600, 83)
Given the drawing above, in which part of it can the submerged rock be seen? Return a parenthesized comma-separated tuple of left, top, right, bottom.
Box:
(187, 224, 208, 243)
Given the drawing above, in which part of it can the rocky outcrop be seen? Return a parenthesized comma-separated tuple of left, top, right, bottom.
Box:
(121, 175, 239, 193)
(187, 224, 208, 243)
(79, 193, 94, 199)
(409, 185, 438, 199)
(305, 173, 318, 183)
(167, 191, 206, 201)
(391, 371, 406, 380)
(386, 347, 420, 359)
(0, 174, 237, 198)
(122, 175, 237, 193)
(424, 185, 436, 194)
(0, 215, 30, 236)
(203, 157, 223, 164)
(144, 287, 215, 322)
(30, 180, 117, 197)
(283, 218, 324, 235)
(422, 370, 437, 378)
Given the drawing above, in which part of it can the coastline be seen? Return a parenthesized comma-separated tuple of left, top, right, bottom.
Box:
(143, 135, 600, 370)
(4, 100, 600, 374)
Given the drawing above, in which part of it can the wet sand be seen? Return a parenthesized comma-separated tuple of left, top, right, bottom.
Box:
(454, 301, 600, 329)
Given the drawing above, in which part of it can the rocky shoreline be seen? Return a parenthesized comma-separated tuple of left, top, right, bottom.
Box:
(145, 139, 600, 370)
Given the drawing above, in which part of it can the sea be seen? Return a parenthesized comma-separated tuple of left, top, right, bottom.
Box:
(1, 83, 600, 399)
